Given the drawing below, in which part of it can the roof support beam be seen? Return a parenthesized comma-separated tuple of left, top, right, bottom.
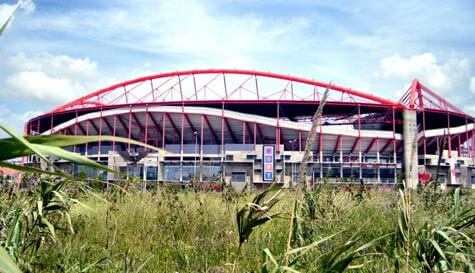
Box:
(116, 114, 130, 137)
(89, 119, 100, 135)
(333, 135, 342, 154)
(223, 117, 238, 143)
(349, 137, 360, 154)
(77, 122, 87, 135)
(203, 115, 219, 144)
(102, 117, 114, 135)
(380, 139, 393, 153)
(148, 112, 165, 143)
(164, 113, 180, 138)
(364, 138, 377, 154)
(184, 113, 198, 134)
(256, 123, 265, 144)
(131, 112, 144, 129)
(245, 122, 253, 143)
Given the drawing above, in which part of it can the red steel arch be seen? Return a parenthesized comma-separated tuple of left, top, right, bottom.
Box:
(50, 69, 402, 113)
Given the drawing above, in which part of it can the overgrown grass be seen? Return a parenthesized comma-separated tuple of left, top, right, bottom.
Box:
(2, 183, 472, 272)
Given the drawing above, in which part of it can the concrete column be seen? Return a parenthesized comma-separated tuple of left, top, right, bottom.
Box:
(403, 110, 418, 189)
(377, 145, 381, 183)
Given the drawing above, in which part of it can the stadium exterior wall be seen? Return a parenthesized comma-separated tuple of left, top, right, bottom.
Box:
(25, 69, 475, 189)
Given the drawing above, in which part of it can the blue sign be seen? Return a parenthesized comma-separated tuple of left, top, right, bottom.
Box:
(262, 145, 275, 181)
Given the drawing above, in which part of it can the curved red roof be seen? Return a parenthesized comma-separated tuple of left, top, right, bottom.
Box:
(50, 68, 403, 113)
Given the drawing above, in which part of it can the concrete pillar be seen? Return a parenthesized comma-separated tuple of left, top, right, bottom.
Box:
(460, 166, 469, 188)
(403, 110, 418, 189)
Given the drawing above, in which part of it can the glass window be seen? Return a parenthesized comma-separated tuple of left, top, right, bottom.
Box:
(362, 168, 377, 178)
(127, 165, 142, 178)
(146, 167, 158, 181)
(164, 164, 180, 181)
(231, 172, 246, 182)
(202, 164, 222, 182)
(342, 167, 360, 181)
(380, 168, 395, 183)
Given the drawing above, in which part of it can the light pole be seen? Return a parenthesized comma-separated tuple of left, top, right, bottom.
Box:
(193, 131, 198, 182)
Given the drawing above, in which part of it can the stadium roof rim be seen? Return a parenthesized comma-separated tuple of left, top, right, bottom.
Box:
(49, 68, 403, 114)
(48, 68, 471, 118)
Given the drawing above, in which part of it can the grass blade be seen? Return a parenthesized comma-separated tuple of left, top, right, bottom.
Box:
(0, 246, 22, 273)
(0, 135, 162, 161)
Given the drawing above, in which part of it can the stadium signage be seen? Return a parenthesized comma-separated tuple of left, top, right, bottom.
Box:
(262, 145, 275, 181)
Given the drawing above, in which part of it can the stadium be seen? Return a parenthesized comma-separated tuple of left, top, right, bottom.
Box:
(25, 69, 475, 189)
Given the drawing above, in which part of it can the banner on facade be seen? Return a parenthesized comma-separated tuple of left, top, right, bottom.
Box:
(262, 145, 275, 181)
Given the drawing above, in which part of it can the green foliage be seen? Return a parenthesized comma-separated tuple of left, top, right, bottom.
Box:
(236, 187, 283, 247)
(0, 123, 161, 176)
(0, 245, 22, 273)
(1, 176, 78, 272)
(394, 187, 475, 272)
(0, 187, 472, 272)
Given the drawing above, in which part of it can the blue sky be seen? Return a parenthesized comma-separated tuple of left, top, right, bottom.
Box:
(0, 0, 475, 134)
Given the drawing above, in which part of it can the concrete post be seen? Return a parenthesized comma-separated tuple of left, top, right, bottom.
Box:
(403, 110, 418, 189)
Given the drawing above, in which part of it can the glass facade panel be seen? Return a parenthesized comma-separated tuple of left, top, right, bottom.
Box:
(146, 167, 158, 181)
(231, 172, 246, 182)
(380, 168, 395, 183)
(202, 164, 222, 182)
(164, 165, 180, 181)
(362, 168, 377, 179)
(342, 167, 360, 181)
(127, 165, 142, 178)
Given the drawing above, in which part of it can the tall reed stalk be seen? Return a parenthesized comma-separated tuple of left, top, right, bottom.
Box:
(297, 88, 330, 192)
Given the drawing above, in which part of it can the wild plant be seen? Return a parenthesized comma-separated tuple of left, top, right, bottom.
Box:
(297, 88, 329, 192)
(233, 187, 284, 272)
(2, 176, 76, 271)
(395, 187, 475, 272)
(261, 225, 391, 272)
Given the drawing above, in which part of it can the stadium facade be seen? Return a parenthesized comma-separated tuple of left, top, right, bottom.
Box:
(25, 69, 475, 189)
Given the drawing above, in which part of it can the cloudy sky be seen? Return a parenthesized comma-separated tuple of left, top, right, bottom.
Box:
(0, 0, 474, 134)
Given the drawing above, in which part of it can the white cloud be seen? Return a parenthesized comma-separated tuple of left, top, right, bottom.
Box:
(0, 0, 35, 30)
(375, 53, 472, 93)
(464, 105, 475, 116)
(470, 77, 475, 94)
(2, 52, 105, 104)
(0, 104, 40, 136)
(25, 0, 310, 68)
(10, 52, 99, 80)
(6, 71, 82, 103)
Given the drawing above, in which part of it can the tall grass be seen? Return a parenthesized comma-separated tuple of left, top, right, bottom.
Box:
(2, 183, 472, 272)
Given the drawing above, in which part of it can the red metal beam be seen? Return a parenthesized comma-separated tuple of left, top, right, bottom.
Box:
(49, 69, 402, 114)
(102, 117, 114, 134)
(148, 112, 164, 141)
(116, 114, 129, 135)
(349, 137, 360, 154)
(223, 117, 238, 143)
(89, 119, 100, 134)
(203, 115, 219, 144)
(256, 123, 265, 144)
(184, 113, 198, 134)
(164, 113, 180, 138)
(333, 135, 342, 154)
(131, 112, 144, 129)
(245, 122, 253, 144)
(77, 122, 87, 135)
(380, 139, 393, 153)
(364, 138, 377, 154)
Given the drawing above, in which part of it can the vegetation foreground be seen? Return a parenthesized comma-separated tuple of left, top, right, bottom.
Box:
(0, 178, 474, 273)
